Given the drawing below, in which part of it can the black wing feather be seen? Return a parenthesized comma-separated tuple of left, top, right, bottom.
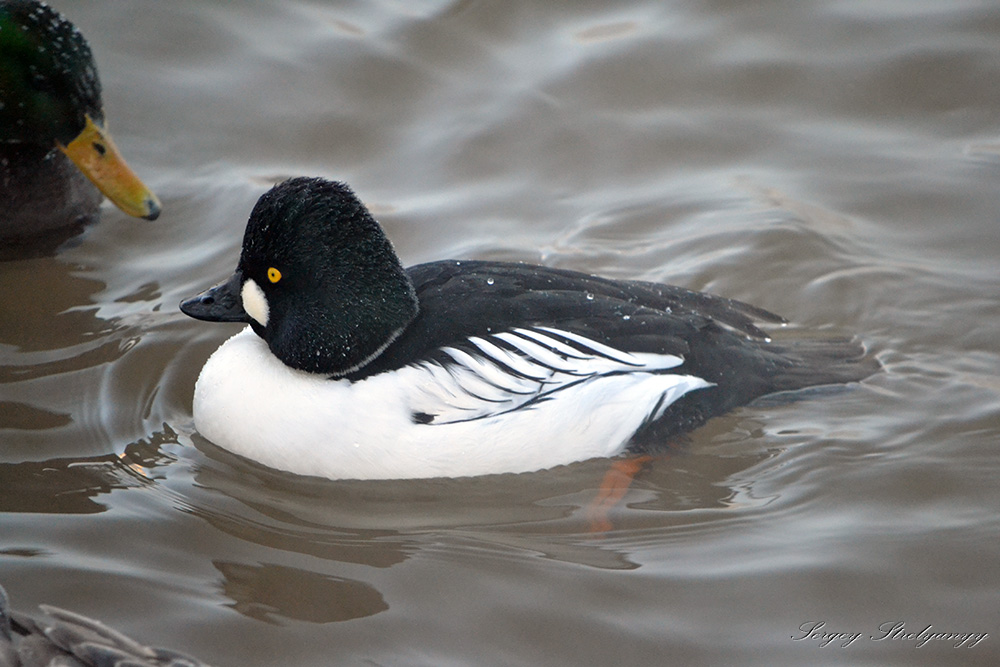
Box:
(352, 260, 728, 378)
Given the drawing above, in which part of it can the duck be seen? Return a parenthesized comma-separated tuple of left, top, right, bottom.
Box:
(0, 0, 160, 240)
(180, 177, 878, 480)
(0, 583, 211, 666)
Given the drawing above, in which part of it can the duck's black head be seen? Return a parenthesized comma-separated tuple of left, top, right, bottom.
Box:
(181, 177, 419, 376)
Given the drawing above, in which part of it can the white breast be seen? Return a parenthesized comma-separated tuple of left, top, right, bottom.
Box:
(192, 327, 712, 479)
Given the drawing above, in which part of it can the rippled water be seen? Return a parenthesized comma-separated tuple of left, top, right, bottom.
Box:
(2, 1, 999, 665)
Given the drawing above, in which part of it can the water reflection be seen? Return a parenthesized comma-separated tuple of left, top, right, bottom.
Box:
(0, 255, 111, 359)
(0, 222, 90, 260)
(0, 427, 182, 514)
(176, 422, 778, 576)
(0, 402, 71, 431)
(214, 562, 388, 624)
(0, 455, 129, 515)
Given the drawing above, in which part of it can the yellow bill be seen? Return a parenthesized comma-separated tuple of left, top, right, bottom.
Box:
(58, 115, 162, 220)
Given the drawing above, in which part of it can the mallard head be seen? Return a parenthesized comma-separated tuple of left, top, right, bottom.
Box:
(0, 0, 160, 220)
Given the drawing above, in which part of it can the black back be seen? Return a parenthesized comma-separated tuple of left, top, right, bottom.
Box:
(350, 259, 878, 442)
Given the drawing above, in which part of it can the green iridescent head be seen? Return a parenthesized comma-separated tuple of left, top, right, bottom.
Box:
(0, 0, 104, 146)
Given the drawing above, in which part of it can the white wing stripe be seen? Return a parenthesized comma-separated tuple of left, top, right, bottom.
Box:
(467, 336, 554, 380)
(535, 326, 643, 365)
(415, 362, 484, 410)
(511, 328, 592, 359)
(441, 346, 544, 393)
(493, 332, 588, 374)
(406, 327, 693, 425)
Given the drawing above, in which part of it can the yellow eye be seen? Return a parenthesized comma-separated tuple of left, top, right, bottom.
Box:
(267, 267, 282, 283)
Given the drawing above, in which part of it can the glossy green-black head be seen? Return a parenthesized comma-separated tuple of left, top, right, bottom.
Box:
(181, 177, 419, 376)
(0, 0, 161, 220)
(0, 0, 102, 146)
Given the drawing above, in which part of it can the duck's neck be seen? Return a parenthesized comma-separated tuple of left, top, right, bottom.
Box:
(0, 143, 101, 238)
(263, 264, 420, 378)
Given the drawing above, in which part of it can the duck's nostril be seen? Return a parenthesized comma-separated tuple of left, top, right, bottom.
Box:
(201, 296, 215, 305)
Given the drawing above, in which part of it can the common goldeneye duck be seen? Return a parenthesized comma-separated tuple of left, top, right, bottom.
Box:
(180, 177, 878, 480)
(0, 0, 161, 240)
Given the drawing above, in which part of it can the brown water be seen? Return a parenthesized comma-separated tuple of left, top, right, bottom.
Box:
(2, 0, 999, 665)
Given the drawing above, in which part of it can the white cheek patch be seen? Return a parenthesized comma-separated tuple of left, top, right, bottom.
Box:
(241, 278, 270, 327)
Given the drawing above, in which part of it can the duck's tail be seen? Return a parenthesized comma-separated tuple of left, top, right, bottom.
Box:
(761, 333, 881, 394)
(631, 331, 880, 449)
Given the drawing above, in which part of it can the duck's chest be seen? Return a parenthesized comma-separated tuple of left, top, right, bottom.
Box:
(192, 329, 412, 474)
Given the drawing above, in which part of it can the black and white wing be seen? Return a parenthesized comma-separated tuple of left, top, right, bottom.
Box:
(405, 326, 689, 424)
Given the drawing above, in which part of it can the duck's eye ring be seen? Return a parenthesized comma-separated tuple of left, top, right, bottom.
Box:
(267, 267, 282, 284)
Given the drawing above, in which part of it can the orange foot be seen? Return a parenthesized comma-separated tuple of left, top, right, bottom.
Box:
(586, 454, 657, 533)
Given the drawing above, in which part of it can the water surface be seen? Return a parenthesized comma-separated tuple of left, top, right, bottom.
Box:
(2, 1, 999, 665)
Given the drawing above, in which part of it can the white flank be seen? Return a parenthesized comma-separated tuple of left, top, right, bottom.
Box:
(193, 327, 713, 480)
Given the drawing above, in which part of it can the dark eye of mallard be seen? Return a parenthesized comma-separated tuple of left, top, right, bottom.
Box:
(267, 267, 282, 284)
